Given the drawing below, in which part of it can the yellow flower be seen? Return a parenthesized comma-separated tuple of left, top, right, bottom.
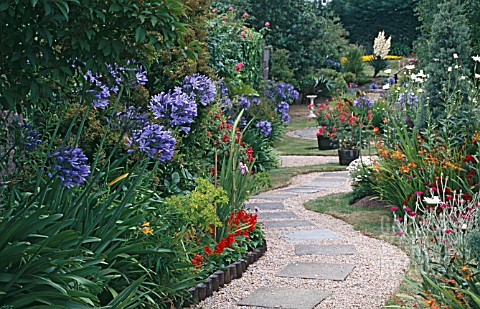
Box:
(141, 226, 153, 235)
(142, 221, 150, 227)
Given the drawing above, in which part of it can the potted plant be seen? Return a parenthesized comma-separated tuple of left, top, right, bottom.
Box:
(315, 102, 338, 150)
(327, 97, 374, 165)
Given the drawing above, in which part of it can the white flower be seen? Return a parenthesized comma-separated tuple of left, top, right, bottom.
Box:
(418, 88, 423, 93)
(453, 53, 458, 59)
(472, 55, 480, 62)
(382, 84, 390, 90)
(384, 69, 392, 74)
(373, 31, 391, 59)
(417, 70, 426, 77)
(475, 73, 480, 79)
(410, 73, 417, 80)
(455, 65, 459, 69)
(460, 76, 466, 80)
(405, 65, 415, 70)
(448, 67, 452, 72)
(424, 196, 441, 205)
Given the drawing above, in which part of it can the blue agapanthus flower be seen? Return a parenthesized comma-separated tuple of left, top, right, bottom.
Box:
(115, 106, 149, 132)
(182, 74, 216, 106)
(84, 63, 148, 109)
(127, 123, 176, 162)
(353, 96, 374, 108)
(48, 146, 90, 188)
(237, 96, 251, 110)
(149, 87, 198, 133)
(397, 91, 418, 106)
(263, 81, 299, 103)
(275, 101, 290, 123)
(255, 120, 272, 136)
(19, 123, 42, 151)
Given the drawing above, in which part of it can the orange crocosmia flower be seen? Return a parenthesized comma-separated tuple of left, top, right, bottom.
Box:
(372, 127, 379, 133)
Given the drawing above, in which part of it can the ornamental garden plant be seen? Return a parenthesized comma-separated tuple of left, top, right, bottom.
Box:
(0, 2, 300, 307)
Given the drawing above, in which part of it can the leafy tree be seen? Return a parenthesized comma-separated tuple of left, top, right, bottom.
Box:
(422, 0, 472, 124)
(151, 0, 216, 92)
(415, 0, 480, 61)
(0, 0, 188, 112)
(331, 0, 419, 55)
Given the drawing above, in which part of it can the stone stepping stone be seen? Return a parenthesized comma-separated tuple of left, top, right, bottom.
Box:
(323, 171, 349, 177)
(295, 244, 356, 256)
(258, 211, 298, 219)
(284, 229, 339, 241)
(280, 187, 320, 194)
(302, 182, 345, 188)
(264, 220, 315, 229)
(250, 193, 297, 200)
(276, 262, 355, 281)
(244, 202, 284, 210)
(238, 286, 330, 309)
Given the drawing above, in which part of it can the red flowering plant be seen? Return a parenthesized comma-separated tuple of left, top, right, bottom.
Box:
(316, 99, 373, 149)
(193, 208, 264, 273)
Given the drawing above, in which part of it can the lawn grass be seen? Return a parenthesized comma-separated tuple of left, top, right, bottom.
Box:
(304, 192, 396, 241)
(268, 163, 344, 190)
(275, 135, 338, 156)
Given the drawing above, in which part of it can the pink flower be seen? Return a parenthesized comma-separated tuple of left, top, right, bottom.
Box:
(264, 21, 270, 27)
(409, 211, 417, 216)
(235, 62, 244, 71)
(242, 12, 249, 18)
(241, 31, 246, 38)
(228, 6, 233, 11)
(396, 231, 404, 236)
(403, 207, 411, 212)
(415, 191, 423, 195)
(395, 217, 403, 221)
(221, 15, 226, 20)
(332, 127, 337, 132)
(390, 206, 398, 211)
(212, 8, 218, 13)
(331, 133, 337, 138)
(242, 26, 247, 30)
(445, 229, 453, 234)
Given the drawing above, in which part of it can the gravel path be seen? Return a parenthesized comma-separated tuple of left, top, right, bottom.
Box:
(193, 170, 410, 309)
(279, 155, 338, 167)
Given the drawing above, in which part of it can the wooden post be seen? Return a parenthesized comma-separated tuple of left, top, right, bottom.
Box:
(262, 45, 271, 80)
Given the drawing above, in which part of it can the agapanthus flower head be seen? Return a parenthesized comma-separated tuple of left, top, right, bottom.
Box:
(149, 87, 197, 133)
(126, 123, 176, 162)
(255, 120, 272, 136)
(115, 105, 149, 132)
(353, 96, 374, 108)
(275, 101, 290, 123)
(369, 83, 378, 90)
(19, 123, 42, 151)
(84, 62, 148, 109)
(237, 95, 251, 110)
(181, 74, 216, 106)
(48, 146, 90, 188)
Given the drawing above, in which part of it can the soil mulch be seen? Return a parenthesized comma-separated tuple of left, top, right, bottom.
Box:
(351, 195, 391, 209)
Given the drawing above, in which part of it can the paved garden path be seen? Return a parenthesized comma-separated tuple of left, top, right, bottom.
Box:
(193, 169, 409, 309)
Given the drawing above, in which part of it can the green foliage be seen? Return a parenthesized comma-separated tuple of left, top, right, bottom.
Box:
(331, 0, 419, 54)
(369, 57, 388, 78)
(269, 48, 296, 84)
(151, 0, 216, 92)
(341, 46, 365, 78)
(246, 0, 348, 89)
(423, 0, 472, 123)
(164, 178, 227, 232)
(207, 8, 263, 88)
(0, 0, 188, 112)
